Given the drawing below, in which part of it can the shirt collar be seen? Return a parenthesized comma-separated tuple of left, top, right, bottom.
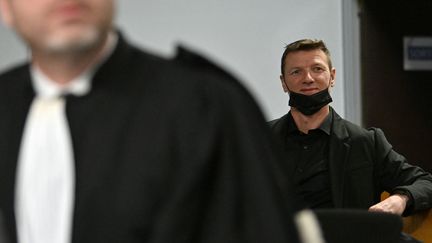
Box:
(287, 111, 333, 135)
(319, 111, 332, 135)
(31, 65, 92, 99)
(30, 31, 118, 99)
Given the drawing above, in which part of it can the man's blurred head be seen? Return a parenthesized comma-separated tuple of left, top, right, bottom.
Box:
(0, 0, 115, 55)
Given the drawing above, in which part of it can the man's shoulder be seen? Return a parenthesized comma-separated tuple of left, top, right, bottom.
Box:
(124, 41, 245, 90)
(332, 110, 384, 143)
(0, 63, 30, 90)
(267, 114, 291, 139)
(268, 118, 280, 127)
(169, 45, 250, 93)
(268, 114, 289, 128)
(118, 39, 265, 116)
(170, 46, 263, 106)
(0, 63, 29, 80)
(172, 45, 239, 81)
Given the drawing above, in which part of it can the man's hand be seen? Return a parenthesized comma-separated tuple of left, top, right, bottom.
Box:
(368, 194, 409, 215)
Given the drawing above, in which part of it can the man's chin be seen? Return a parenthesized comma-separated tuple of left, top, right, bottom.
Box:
(44, 28, 102, 54)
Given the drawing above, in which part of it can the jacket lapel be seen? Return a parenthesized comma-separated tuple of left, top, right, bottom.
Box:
(328, 108, 351, 207)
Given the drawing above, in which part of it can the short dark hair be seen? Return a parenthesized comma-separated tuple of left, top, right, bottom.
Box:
(280, 39, 332, 75)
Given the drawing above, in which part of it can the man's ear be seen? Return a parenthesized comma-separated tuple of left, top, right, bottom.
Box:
(0, 0, 14, 28)
(330, 68, 336, 87)
(280, 75, 289, 93)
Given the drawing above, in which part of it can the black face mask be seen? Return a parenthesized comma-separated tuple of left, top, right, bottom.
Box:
(288, 88, 332, 116)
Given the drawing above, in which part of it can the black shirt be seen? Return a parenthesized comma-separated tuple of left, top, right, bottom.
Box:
(285, 112, 334, 209)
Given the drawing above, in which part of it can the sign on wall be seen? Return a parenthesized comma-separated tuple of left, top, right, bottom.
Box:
(403, 36, 432, 71)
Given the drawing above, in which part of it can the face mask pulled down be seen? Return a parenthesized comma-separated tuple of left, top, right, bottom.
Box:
(288, 88, 332, 116)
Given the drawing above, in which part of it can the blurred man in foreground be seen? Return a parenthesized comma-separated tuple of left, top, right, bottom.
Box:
(0, 0, 301, 242)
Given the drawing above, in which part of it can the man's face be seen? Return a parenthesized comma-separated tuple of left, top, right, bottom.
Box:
(280, 49, 335, 95)
(0, 0, 115, 54)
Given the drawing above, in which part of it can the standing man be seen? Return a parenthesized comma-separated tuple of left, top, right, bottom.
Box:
(0, 0, 301, 243)
(270, 39, 432, 215)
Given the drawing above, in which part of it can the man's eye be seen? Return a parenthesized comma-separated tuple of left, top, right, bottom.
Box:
(313, 66, 325, 72)
(289, 70, 300, 75)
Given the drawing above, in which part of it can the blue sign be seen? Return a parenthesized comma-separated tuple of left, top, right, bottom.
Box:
(407, 46, 432, 61)
(404, 37, 432, 71)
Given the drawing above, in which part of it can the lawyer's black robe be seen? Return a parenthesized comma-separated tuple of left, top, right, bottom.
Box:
(0, 34, 300, 243)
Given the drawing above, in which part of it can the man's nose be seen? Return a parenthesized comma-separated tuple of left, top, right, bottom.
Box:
(303, 71, 314, 83)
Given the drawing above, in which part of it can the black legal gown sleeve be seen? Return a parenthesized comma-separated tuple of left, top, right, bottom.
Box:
(143, 48, 300, 243)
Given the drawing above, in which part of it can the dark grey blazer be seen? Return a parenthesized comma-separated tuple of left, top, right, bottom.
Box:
(270, 107, 432, 215)
(0, 33, 299, 243)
